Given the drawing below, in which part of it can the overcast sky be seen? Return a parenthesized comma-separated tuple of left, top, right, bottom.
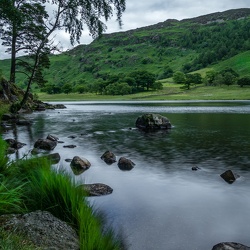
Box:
(0, 0, 249, 59)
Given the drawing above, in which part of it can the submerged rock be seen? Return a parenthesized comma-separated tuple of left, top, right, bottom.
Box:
(44, 153, 61, 164)
(212, 242, 250, 250)
(47, 134, 59, 142)
(136, 113, 171, 131)
(220, 170, 240, 184)
(34, 138, 57, 150)
(101, 151, 116, 164)
(192, 166, 200, 171)
(63, 144, 77, 148)
(78, 183, 113, 196)
(16, 119, 32, 126)
(70, 156, 91, 175)
(5, 138, 26, 149)
(118, 157, 135, 171)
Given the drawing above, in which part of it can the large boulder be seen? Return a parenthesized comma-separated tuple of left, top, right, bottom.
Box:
(0, 210, 79, 250)
(220, 170, 240, 184)
(78, 183, 113, 196)
(136, 113, 171, 131)
(34, 138, 57, 150)
(70, 156, 91, 175)
(118, 157, 135, 171)
(101, 151, 116, 165)
(212, 242, 250, 250)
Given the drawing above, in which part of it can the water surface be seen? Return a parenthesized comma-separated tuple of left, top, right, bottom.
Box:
(3, 101, 250, 250)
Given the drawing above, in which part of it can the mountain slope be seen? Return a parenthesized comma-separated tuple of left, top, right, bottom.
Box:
(0, 8, 250, 89)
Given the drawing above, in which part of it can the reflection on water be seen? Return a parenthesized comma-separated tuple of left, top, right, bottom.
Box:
(3, 101, 250, 250)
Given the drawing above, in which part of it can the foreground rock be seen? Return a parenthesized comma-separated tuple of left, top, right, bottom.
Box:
(70, 156, 91, 175)
(136, 113, 172, 131)
(78, 183, 113, 196)
(47, 134, 59, 142)
(39, 153, 61, 164)
(220, 170, 240, 184)
(118, 157, 135, 171)
(5, 138, 26, 149)
(0, 210, 79, 250)
(34, 138, 57, 150)
(101, 150, 116, 164)
(212, 242, 250, 250)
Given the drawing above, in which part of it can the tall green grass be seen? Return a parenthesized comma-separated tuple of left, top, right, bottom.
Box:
(0, 137, 124, 249)
(0, 102, 10, 120)
(24, 165, 123, 249)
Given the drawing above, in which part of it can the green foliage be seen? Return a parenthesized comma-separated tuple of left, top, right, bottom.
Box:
(0, 102, 10, 120)
(157, 66, 174, 80)
(173, 71, 186, 84)
(152, 81, 163, 90)
(62, 83, 73, 94)
(0, 228, 40, 250)
(129, 70, 156, 91)
(0, 0, 126, 109)
(0, 141, 123, 249)
(204, 68, 239, 86)
(237, 76, 250, 87)
(105, 82, 132, 95)
(24, 165, 122, 249)
(42, 83, 62, 94)
(1, 9, 250, 94)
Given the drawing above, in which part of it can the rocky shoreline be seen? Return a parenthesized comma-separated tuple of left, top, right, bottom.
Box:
(0, 79, 249, 249)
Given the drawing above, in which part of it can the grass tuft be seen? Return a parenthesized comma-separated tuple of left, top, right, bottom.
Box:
(0, 137, 124, 249)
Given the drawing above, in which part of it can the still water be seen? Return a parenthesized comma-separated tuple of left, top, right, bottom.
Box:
(3, 101, 250, 250)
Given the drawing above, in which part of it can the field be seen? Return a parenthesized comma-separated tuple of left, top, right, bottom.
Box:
(38, 82, 250, 101)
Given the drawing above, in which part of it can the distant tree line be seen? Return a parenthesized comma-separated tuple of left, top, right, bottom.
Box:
(41, 70, 163, 95)
(172, 67, 250, 89)
(41, 65, 250, 95)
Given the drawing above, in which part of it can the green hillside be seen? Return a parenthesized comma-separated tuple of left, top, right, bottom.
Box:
(0, 8, 250, 91)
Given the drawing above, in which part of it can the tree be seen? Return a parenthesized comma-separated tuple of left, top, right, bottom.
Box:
(223, 72, 237, 86)
(105, 82, 132, 95)
(152, 81, 163, 90)
(62, 83, 73, 94)
(129, 71, 155, 91)
(173, 71, 186, 84)
(237, 76, 250, 87)
(204, 70, 218, 86)
(0, 0, 49, 84)
(0, 0, 126, 108)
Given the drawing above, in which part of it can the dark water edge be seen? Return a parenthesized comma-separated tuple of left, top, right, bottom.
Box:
(2, 101, 250, 250)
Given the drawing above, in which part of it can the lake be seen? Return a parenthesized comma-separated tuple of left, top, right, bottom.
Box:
(3, 100, 250, 250)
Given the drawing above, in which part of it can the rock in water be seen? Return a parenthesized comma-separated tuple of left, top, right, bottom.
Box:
(34, 138, 57, 150)
(70, 156, 91, 175)
(34, 139, 57, 150)
(101, 151, 116, 164)
(136, 113, 171, 131)
(220, 170, 240, 184)
(212, 242, 250, 250)
(78, 183, 113, 196)
(118, 157, 135, 171)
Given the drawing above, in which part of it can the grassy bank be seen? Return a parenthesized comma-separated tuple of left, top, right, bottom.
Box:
(0, 138, 123, 249)
(38, 83, 250, 102)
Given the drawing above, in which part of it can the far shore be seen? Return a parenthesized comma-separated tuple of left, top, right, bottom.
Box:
(38, 84, 250, 102)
